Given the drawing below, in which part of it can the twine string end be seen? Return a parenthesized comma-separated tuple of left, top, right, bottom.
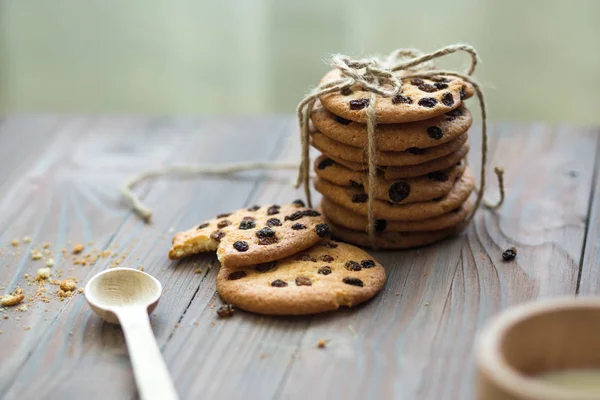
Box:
(484, 166, 505, 210)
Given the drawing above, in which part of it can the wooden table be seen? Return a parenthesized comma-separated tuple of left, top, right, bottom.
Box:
(0, 115, 598, 400)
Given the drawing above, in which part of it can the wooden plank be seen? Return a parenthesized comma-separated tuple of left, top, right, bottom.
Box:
(1, 116, 293, 399)
(578, 129, 600, 295)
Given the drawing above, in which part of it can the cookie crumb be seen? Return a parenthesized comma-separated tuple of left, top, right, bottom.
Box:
(77, 287, 84, 294)
(11, 239, 19, 247)
(60, 279, 77, 292)
(260, 353, 269, 359)
(42, 242, 51, 249)
(502, 247, 517, 261)
(31, 250, 42, 260)
(424, 301, 430, 307)
(194, 268, 201, 274)
(138, 266, 144, 271)
(1, 293, 25, 307)
(317, 339, 328, 349)
(36, 268, 51, 280)
(23, 236, 32, 243)
(216, 304, 235, 318)
(72, 244, 85, 254)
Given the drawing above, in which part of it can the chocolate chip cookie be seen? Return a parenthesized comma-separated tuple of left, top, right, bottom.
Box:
(169, 202, 329, 268)
(216, 241, 386, 315)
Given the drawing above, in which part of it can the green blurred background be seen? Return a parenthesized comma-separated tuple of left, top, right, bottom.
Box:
(1, 0, 599, 123)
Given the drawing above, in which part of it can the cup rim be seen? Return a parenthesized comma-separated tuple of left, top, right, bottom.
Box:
(476, 296, 600, 400)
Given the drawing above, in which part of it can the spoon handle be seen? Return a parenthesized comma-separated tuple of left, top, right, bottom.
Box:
(116, 306, 179, 400)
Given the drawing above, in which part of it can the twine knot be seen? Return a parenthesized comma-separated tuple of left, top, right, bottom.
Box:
(330, 54, 402, 98)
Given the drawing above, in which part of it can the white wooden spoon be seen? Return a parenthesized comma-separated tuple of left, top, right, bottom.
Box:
(85, 268, 179, 400)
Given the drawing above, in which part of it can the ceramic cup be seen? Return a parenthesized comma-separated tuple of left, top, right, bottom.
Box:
(476, 297, 600, 400)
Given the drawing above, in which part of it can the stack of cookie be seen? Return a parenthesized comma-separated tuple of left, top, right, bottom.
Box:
(169, 201, 386, 315)
(310, 70, 476, 249)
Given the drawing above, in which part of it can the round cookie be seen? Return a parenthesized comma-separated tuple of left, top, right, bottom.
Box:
(314, 154, 466, 204)
(318, 69, 475, 124)
(311, 129, 467, 166)
(319, 197, 473, 232)
(382, 144, 469, 179)
(313, 168, 475, 221)
(327, 220, 460, 250)
(321, 143, 469, 179)
(216, 241, 386, 315)
(311, 102, 472, 151)
(169, 201, 329, 268)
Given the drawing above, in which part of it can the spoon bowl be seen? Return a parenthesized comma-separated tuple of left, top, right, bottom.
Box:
(85, 267, 162, 324)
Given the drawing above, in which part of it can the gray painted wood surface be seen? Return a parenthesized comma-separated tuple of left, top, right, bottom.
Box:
(0, 116, 598, 399)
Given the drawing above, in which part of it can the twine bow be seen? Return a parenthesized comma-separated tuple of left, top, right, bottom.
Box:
(296, 44, 504, 246)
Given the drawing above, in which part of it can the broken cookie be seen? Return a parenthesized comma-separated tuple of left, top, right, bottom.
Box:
(169, 202, 329, 268)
